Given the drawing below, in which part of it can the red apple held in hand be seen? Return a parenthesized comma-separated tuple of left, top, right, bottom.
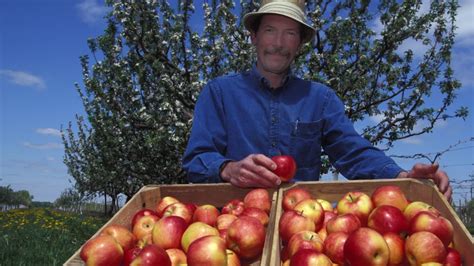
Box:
(187, 235, 227, 266)
(241, 206, 269, 226)
(216, 213, 238, 231)
(244, 188, 271, 214)
(323, 231, 349, 265)
(337, 191, 374, 226)
(287, 230, 324, 258)
(131, 209, 160, 228)
(290, 249, 332, 266)
(367, 205, 409, 236)
(444, 247, 462, 266)
(129, 244, 171, 266)
(155, 196, 180, 217)
(279, 209, 316, 244)
(272, 155, 297, 182)
(403, 201, 440, 222)
(409, 211, 454, 247)
(181, 221, 219, 253)
(344, 227, 390, 266)
(192, 204, 220, 226)
(383, 232, 406, 266)
(371, 185, 409, 211)
(222, 199, 245, 216)
(162, 202, 193, 224)
(405, 231, 447, 265)
(151, 216, 187, 250)
(226, 216, 266, 260)
(132, 214, 160, 242)
(282, 187, 312, 211)
(80, 235, 123, 266)
(165, 248, 187, 266)
(326, 213, 361, 235)
(100, 224, 137, 252)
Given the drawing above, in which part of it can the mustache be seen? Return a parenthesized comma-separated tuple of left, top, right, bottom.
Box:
(264, 47, 290, 56)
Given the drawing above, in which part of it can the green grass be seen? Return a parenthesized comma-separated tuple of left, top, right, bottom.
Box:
(0, 208, 107, 266)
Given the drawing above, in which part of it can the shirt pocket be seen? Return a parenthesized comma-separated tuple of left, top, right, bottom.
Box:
(289, 120, 323, 168)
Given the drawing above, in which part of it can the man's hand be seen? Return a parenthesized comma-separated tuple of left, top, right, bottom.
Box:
(397, 163, 452, 201)
(220, 154, 281, 188)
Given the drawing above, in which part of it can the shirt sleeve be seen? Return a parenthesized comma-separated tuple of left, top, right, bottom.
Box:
(182, 81, 229, 183)
(321, 89, 405, 180)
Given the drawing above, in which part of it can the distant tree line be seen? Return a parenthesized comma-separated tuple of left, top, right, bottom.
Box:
(0, 185, 34, 210)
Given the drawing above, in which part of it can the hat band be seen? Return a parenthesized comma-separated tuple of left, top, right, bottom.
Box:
(259, 2, 306, 22)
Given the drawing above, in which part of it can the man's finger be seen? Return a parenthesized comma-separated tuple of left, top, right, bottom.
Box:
(410, 163, 439, 178)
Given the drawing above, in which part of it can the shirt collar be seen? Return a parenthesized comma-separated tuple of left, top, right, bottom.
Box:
(250, 63, 294, 90)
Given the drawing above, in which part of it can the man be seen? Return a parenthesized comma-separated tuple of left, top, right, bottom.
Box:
(182, 0, 452, 200)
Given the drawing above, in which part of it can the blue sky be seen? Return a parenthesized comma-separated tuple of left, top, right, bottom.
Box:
(1, 0, 473, 203)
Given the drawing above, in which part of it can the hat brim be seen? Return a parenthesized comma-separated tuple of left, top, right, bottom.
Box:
(243, 10, 316, 43)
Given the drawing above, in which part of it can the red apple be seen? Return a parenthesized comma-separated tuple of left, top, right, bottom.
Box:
(287, 230, 324, 258)
(222, 199, 245, 216)
(323, 231, 349, 265)
(383, 232, 406, 266)
(162, 202, 193, 224)
(241, 206, 269, 226)
(371, 185, 409, 211)
(181, 221, 219, 253)
(132, 214, 160, 242)
(279, 210, 316, 244)
(294, 198, 325, 231)
(282, 187, 312, 211)
(337, 191, 374, 226)
(151, 216, 187, 250)
(187, 235, 227, 266)
(344, 227, 390, 266)
(367, 205, 409, 236)
(123, 246, 141, 266)
(444, 247, 462, 266)
(272, 155, 297, 182)
(216, 213, 238, 231)
(405, 231, 447, 265)
(316, 198, 334, 212)
(165, 248, 187, 266)
(322, 210, 337, 227)
(184, 202, 198, 216)
(192, 204, 220, 226)
(80, 235, 123, 266)
(131, 209, 160, 228)
(244, 188, 271, 214)
(290, 249, 332, 266)
(155, 196, 179, 217)
(326, 213, 361, 235)
(226, 216, 266, 260)
(409, 211, 454, 247)
(129, 244, 171, 266)
(100, 224, 137, 252)
(226, 249, 241, 266)
(403, 201, 440, 222)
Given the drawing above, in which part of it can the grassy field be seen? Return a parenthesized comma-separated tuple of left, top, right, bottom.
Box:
(0, 208, 107, 266)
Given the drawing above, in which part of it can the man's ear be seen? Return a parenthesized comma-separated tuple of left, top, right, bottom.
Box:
(250, 31, 257, 45)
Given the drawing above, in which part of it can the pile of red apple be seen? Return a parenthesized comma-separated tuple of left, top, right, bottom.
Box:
(278, 185, 462, 266)
(80, 188, 271, 266)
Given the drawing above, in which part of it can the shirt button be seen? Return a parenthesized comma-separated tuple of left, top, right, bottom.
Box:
(272, 117, 276, 123)
(272, 142, 276, 147)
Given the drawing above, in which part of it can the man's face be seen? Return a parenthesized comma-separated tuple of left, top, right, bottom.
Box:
(251, 14, 302, 77)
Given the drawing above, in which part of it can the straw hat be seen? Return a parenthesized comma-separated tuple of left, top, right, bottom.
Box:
(243, 0, 316, 43)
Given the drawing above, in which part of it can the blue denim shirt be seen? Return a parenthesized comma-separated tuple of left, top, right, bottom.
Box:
(182, 65, 404, 183)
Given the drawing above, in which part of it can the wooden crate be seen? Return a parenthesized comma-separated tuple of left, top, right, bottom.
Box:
(64, 184, 278, 266)
(270, 178, 474, 266)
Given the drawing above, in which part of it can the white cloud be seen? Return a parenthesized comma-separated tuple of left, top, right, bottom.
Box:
(23, 142, 63, 150)
(456, 0, 474, 44)
(77, 0, 109, 25)
(0, 69, 46, 89)
(36, 128, 62, 137)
